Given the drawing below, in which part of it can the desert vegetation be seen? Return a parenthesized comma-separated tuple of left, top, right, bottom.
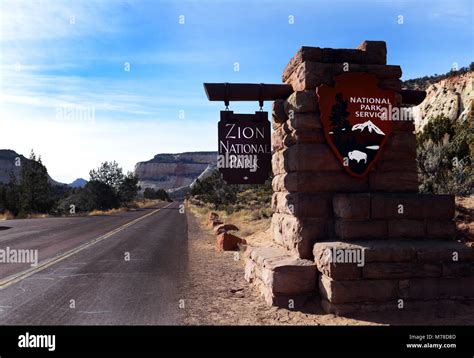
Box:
(0, 152, 144, 219)
(417, 115, 473, 195)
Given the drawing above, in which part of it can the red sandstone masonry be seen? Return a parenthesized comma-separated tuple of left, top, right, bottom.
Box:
(272, 144, 341, 175)
(286, 62, 402, 91)
(272, 172, 369, 193)
(282, 41, 387, 82)
(272, 192, 333, 218)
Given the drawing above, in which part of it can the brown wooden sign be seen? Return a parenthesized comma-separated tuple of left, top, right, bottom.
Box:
(217, 111, 271, 184)
(317, 73, 397, 177)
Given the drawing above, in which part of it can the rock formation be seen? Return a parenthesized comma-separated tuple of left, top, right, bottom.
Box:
(412, 71, 473, 131)
(134, 151, 217, 191)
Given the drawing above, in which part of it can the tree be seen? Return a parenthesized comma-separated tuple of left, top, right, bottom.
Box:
(78, 180, 120, 211)
(89, 161, 124, 189)
(5, 173, 20, 216)
(19, 150, 53, 215)
(143, 187, 171, 201)
(118, 172, 140, 205)
(329, 93, 351, 132)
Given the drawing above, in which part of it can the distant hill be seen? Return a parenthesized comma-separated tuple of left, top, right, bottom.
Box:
(402, 63, 473, 91)
(134, 151, 217, 193)
(69, 178, 88, 188)
(0, 149, 61, 185)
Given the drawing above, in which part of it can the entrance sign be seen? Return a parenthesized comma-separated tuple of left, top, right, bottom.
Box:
(217, 111, 271, 184)
(317, 72, 397, 177)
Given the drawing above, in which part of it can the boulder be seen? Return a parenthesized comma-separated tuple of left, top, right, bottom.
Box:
(215, 233, 246, 251)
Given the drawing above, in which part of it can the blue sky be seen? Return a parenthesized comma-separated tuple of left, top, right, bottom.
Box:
(0, 0, 472, 182)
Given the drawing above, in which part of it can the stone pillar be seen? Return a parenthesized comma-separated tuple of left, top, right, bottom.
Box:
(245, 40, 474, 313)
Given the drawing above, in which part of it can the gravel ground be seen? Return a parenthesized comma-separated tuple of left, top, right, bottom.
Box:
(181, 211, 474, 325)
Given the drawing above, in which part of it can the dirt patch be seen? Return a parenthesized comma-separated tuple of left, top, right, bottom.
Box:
(182, 211, 474, 325)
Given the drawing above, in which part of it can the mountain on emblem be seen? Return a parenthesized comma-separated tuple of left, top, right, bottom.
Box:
(317, 73, 397, 177)
(352, 120, 385, 135)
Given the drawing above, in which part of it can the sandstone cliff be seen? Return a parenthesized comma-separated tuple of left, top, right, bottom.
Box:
(412, 71, 473, 131)
(134, 151, 217, 190)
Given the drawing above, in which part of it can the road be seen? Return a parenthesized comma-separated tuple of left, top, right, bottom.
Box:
(0, 202, 188, 325)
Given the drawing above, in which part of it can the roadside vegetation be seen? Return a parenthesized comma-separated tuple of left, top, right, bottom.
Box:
(0, 151, 148, 219)
(417, 115, 473, 195)
(185, 171, 273, 238)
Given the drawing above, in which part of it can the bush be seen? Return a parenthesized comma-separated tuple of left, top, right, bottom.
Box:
(189, 171, 272, 214)
(417, 115, 473, 195)
(143, 188, 171, 201)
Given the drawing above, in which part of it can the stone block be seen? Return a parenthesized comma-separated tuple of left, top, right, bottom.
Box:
(369, 171, 419, 192)
(319, 275, 399, 303)
(286, 62, 402, 91)
(271, 192, 333, 218)
(272, 172, 369, 193)
(425, 220, 456, 238)
(272, 213, 333, 259)
(287, 112, 322, 131)
(362, 262, 441, 279)
(284, 90, 318, 114)
(388, 219, 425, 238)
(282, 41, 387, 82)
(272, 144, 341, 174)
(334, 219, 388, 240)
(333, 193, 371, 220)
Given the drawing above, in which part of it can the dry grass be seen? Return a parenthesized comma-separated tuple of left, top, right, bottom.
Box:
(88, 208, 124, 216)
(0, 211, 15, 220)
(185, 200, 271, 246)
(87, 199, 164, 216)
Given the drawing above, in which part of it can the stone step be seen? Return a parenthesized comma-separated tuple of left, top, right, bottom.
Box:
(314, 240, 474, 281)
(245, 246, 317, 307)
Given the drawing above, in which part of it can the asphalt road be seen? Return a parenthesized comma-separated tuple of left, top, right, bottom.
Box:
(0, 202, 188, 325)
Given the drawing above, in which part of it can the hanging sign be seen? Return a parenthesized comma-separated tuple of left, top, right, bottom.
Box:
(217, 111, 271, 184)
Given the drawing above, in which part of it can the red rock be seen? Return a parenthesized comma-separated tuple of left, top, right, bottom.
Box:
(214, 224, 239, 235)
(215, 233, 246, 251)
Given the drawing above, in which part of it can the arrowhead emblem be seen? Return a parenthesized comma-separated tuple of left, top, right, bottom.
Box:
(317, 73, 397, 177)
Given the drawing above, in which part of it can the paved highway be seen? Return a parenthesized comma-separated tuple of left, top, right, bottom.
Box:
(0, 202, 188, 325)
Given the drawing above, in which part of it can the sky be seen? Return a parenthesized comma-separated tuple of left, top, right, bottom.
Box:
(0, 0, 472, 183)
